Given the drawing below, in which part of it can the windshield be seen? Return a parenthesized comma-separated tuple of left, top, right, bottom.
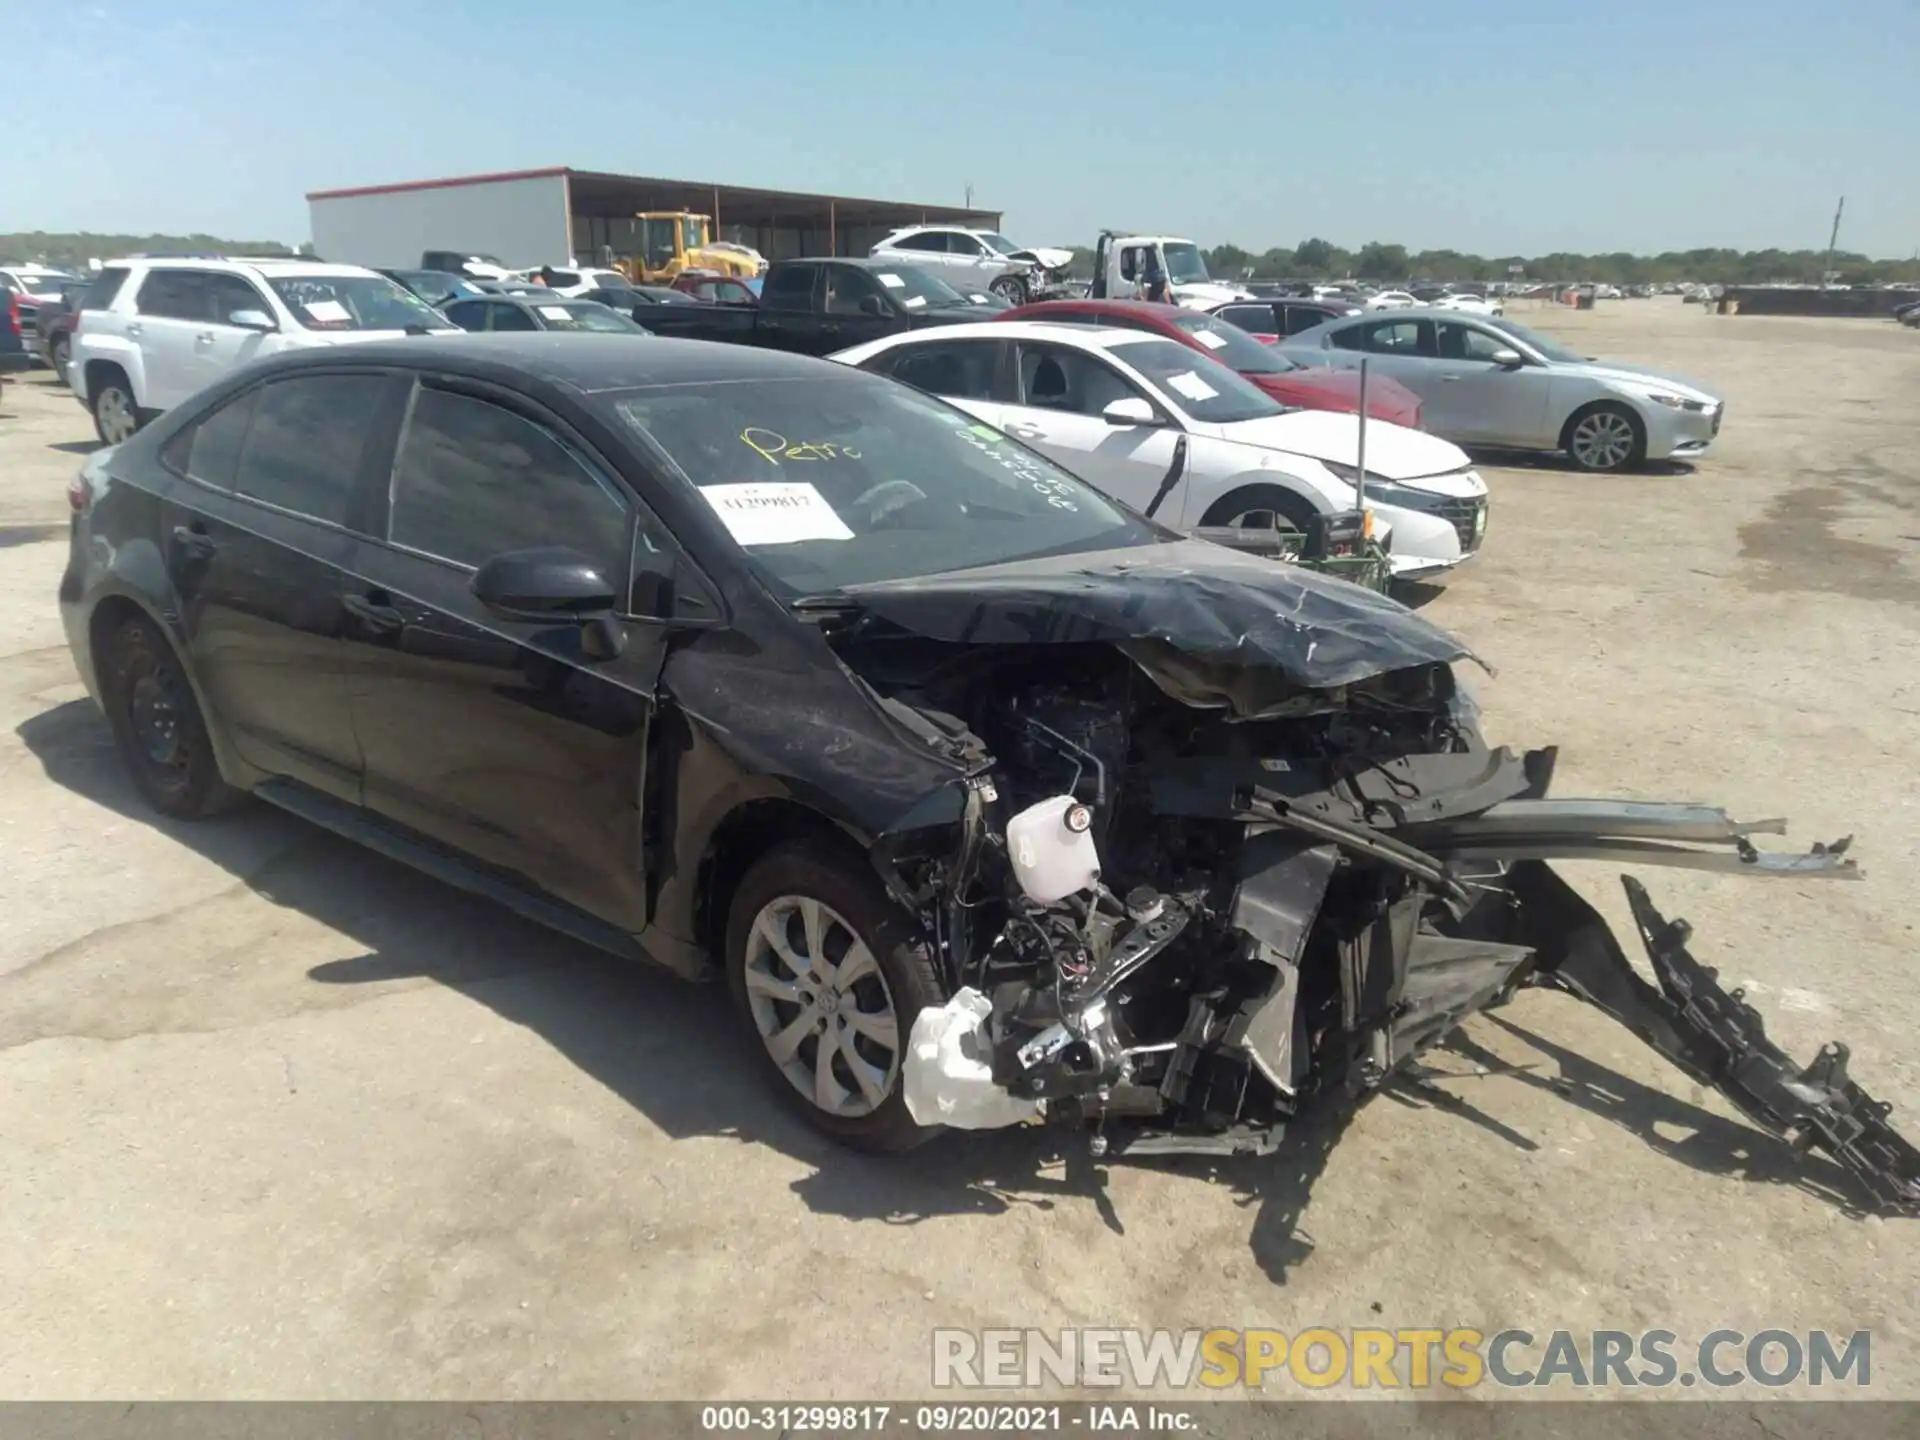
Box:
(1484, 316, 1586, 364)
(1110, 338, 1284, 424)
(19, 271, 79, 292)
(270, 275, 450, 331)
(1170, 313, 1298, 375)
(870, 265, 967, 309)
(640, 218, 677, 271)
(533, 301, 645, 333)
(1161, 243, 1211, 284)
(612, 374, 1155, 595)
(979, 233, 1020, 256)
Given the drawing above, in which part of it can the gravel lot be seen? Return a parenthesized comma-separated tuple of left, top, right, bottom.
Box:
(2, 300, 1917, 1401)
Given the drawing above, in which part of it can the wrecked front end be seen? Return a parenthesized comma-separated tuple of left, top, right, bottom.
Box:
(822, 543, 1920, 1213)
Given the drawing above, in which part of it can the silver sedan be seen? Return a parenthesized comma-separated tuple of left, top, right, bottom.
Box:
(1279, 310, 1724, 472)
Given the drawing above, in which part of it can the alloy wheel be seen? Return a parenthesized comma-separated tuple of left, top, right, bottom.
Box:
(742, 894, 900, 1118)
(1569, 410, 1637, 470)
(97, 388, 137, 446)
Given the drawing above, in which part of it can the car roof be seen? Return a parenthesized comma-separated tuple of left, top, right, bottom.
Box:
(1018, 299, 1190, 321)
(235, 333, 869, 394)
(105, 256, 384, 280)
(876, 320, 1168, 352)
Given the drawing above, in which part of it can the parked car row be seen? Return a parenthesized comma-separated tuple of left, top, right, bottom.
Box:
(50, 327, 1903, 1214)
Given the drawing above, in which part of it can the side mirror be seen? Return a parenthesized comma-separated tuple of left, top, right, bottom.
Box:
(1490, 347, 1524, 369)
(858, 294, 888, 317)
(472, 547, 626, 660)
(1102, 396, 1159, 426)
(472, 547, 618, 619)
(228, 309, 276, 332)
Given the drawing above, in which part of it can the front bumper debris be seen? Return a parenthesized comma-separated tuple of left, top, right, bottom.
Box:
(1509, 862, 1920, 1216)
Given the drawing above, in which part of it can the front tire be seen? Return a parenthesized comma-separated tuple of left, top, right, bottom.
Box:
(100, 616, 239, 819)
(49, 335, 71, 387)
(91, 370, 141, 447)
(1562, 402, 1645, 472)
(724, 842, 947, 1153)
(990, 274, 1028, 306)
(1199, 483, 1321, 535)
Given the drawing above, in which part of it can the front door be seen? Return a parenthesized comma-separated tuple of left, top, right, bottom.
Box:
(998, 340, 1183, 511)
(161, 370, 388, 801)
(819, 267, 900, 354)
(1428, 319, 1555, 445)
(184, 272, 280, 395)
(337, 379, 670, 932)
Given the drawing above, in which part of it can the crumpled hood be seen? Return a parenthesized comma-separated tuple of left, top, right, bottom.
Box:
(1216, 408, 1475, 481)
(1010, 246, 1075, 272)
(840, 538, 1472, 693)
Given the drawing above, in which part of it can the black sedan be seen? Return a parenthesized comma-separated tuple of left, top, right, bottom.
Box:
(442, 293, 651, 334)
(54, 335, 1915, 1209)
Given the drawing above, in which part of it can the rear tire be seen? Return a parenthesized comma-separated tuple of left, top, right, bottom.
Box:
(724, 841, 947, 1154)
(91, 369, 141, 447)
(1561, 402, 1645, 473)
(100, 615, 240, 819)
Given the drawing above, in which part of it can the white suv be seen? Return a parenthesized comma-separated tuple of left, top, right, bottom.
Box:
(870, 226, 1071, 303)
(70, 257, 458, 445)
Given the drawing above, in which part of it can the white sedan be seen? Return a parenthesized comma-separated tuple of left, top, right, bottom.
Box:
(1366, 290, 1419, 310)
(1431, 293, 1506, 317)
(831, 321, 1490, 580)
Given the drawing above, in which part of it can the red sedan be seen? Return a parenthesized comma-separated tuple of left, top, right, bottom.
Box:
(997, 298, 1423, 428)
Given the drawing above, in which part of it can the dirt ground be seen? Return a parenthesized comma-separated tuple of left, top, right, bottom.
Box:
(1, 301, 1917, 1402)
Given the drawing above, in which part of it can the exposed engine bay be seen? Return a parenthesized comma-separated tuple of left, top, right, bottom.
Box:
(816, 545, 1920, 1213)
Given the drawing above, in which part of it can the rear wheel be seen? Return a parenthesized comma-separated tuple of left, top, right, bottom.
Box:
(91, 370, 141, 446)
(724, 842, 947, 1153)
(100, 615, 239, 819)
(1562, 402, 1645, 472)
(1199, 483, 1321, 536)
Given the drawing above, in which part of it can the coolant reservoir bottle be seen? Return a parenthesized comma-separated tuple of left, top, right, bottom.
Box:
(1005, 795, 1100, 904)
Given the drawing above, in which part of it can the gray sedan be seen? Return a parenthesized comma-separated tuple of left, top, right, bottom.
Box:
(1279, 310, 1724, 472)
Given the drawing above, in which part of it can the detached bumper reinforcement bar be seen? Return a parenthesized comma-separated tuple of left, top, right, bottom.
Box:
(1518, 866, 1920, 1216)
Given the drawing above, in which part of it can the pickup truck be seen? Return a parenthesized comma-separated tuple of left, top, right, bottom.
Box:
(627, 257, 993, 355)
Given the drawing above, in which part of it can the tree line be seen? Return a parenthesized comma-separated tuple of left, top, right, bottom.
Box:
(0, 232, 311, 271)
(1064, 238, 1920, 287)
(9, 228, 1916, 289)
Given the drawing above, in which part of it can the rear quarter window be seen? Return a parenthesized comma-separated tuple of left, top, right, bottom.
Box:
(81, 268, 131, 311)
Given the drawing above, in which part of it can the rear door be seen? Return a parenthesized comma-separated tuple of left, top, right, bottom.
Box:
(158, 370, 399, 800)
(755, 263, 822, 352)
(1216, 303, 1280, 342)
(129, 270, 216, 411)
(337, 377, 684, 932)
(999, 340, 1182, 510)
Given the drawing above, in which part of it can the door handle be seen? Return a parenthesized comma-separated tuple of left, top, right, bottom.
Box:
(1005, 422, 1045, 440)
(195, 332, 215, 346)
(126, 323, 144, 337)
(342, 593, 405, 633)
(170, 525, 216, 559)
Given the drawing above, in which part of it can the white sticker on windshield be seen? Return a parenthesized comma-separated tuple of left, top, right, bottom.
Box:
(539, 305, 571, 320)
(303, 300, 351, 323)
(1166, 370, 1219, 402)
(1193, 329, 1228, 349)
(699, 482, 854, 547)
(902, 295, 927, 309)
(878, 273, 906, 289)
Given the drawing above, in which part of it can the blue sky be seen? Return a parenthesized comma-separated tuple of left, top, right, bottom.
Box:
(14, 0, 1920, 257)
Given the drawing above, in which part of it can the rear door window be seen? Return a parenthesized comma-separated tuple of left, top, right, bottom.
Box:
(235, 374, 388, 526)
(761, 264, 818, 309)
(134, 271, 214, 321)
(387, 387, 631, 582)
(489, 303, 538, 332)
(880, 339, 1005, 401)
(161, 387, 261, 491)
